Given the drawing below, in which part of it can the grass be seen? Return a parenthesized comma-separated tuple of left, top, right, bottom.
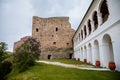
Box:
(7, 62, 120, 80)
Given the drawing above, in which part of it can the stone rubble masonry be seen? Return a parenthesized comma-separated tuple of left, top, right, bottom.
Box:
(13, 16, 75, 58)
(13, 36, 31, 53)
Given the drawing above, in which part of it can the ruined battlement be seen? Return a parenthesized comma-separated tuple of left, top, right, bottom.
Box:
(33, 16, 69, 21)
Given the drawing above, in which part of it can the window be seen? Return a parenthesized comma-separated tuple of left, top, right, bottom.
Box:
(36, 28, 39, 32)
(53, 42, 56, 45)
(84, 25, 87, 38)
(93, 11, 98, 30)
(88, 19, 92, 35)
(52, 35, 54, 37)
(79, 33, 81, 41)
(81, 30, 83, 40)
(67, 43, 69, 46)
(100, 0, 109, 23)
(56, 27, 58, 31)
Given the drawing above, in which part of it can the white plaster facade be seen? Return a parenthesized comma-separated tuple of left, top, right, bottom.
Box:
(73, 0, 120, 71)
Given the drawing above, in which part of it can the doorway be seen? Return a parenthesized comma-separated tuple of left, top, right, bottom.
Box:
(48, 55, 51, 59)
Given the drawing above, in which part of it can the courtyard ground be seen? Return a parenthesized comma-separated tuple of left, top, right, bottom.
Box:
(7, 59, 120, 80)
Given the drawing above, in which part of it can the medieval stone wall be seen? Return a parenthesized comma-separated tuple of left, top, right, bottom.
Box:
(13, 36, 31, 53)
(32, 16, 75, 58)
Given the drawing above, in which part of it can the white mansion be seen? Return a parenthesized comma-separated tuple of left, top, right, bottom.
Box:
(73, 0, 120, 71)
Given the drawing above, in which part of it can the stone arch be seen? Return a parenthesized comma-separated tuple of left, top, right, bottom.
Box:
(102, 34, 114, 67)
(94, 40, 100, 65)
(88, 43, 92, 63)
(84, 46, 87, 62)
(81, 47, 83, 61)
(99, 0, 109, 23)
(93, 11, 98, 30)
(84, 25, 87, 38)
(88, 19, 92, 35)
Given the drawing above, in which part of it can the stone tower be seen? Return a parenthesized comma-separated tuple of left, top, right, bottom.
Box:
(32, 16, 75, 58)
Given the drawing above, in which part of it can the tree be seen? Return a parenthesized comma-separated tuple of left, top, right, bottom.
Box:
(0, 42, 12, 80)
(0, 42, 8, 62)
(13, 37, 40, 72)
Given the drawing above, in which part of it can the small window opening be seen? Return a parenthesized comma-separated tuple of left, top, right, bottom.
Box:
(67, 43, 69, 46)
(36, 28, 39, 32)
(56, 27, 58, 31)
(52, 35, 54, 37)
(53, 42, 56, 45)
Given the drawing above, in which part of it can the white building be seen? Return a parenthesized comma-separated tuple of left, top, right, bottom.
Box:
(73, 0, 120, 71)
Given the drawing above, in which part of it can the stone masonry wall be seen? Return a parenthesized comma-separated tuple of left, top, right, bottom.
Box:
(32, 16, 75, 58)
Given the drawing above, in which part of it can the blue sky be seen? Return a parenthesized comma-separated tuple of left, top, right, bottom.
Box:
(0, 0, 92, 52)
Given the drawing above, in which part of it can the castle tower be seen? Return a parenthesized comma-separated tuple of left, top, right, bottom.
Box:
(32, 16, 75, 58)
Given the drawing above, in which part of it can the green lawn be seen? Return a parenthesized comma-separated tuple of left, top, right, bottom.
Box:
(7, 62, 120, 80)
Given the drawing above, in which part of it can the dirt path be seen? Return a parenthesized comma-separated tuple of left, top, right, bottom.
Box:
(37, 60, 110, 71)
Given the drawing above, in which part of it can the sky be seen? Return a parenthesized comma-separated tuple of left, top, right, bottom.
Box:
(0, 0, 92, 52)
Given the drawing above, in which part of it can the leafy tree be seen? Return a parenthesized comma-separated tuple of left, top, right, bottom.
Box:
(0, 42, 8, 62)
(13, 37, 40, 72)
(0, 42, 12, 80)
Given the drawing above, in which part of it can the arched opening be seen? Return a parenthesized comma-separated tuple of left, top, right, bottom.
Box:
(102, 34, 114, 67)
(84, 25, 87, 38)
(94, 40, 100, 66)
(81, 47, 83, 61)
(81, 30, 83, 40)
(88, 19, 92, 35)
(84, 46, 87, 62)
(88, 43, 92, 63)
(93, 11, 98, 30)
(79, 33, 81, 41)
(69, 54, 72, 59)
(53, 42, 56, 45)
(100, 0, 109, 23)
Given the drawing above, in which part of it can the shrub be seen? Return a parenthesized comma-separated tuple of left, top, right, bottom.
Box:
(0, 60, 12, 80)
(13, 37, 40, 72)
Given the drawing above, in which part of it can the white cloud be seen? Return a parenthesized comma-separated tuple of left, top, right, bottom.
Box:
(0, 0, 92, 52)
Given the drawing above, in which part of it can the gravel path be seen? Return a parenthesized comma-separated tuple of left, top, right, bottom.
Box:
(37, 60, 110, 71)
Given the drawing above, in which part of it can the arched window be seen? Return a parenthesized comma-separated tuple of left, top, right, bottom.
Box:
(79, 33, 81, 41)
(81, 30, 83, 40)
(88, 19, 92, 35)
(100, 0, 109, 23)
(93, 11, 98, 30)
(84, 25, 87, 38)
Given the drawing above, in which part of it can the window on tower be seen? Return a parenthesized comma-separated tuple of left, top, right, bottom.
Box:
(36, 28, 39, 32)
(56, 27, 58, 31)
(53, 42, 56, 45)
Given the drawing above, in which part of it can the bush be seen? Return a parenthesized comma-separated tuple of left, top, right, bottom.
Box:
(13, 37, 40, 72)
(0, 61, 12, 80)
(0, 42, 13, 80)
